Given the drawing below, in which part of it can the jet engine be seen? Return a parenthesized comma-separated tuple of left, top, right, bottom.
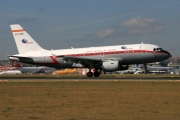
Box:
(102, 61, 129, 72)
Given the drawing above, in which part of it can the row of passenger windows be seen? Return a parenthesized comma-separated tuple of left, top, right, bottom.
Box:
(65, 51, 135, 56)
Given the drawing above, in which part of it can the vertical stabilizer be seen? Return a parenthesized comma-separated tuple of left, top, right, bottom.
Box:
(10, 24, 45, 54)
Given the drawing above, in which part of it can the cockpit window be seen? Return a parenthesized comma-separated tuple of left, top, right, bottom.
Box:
(153, 48, 164, 51)
(159, 48, 163, 51)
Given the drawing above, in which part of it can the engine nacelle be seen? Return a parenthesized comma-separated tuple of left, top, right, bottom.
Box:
(102, 61, 129, 72)
(102, 61, 119, 72)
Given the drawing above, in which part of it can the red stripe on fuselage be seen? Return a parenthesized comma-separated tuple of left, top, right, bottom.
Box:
(54, 50, 167, 57)
(50, 56, 59, 64)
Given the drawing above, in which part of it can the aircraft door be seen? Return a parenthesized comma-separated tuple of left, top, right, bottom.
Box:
(140, 45, 147, 56)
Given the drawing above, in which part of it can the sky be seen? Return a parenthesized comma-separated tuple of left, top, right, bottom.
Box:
(0, 0, 180, 59)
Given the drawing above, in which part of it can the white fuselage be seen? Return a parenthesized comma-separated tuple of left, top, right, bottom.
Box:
(10, 43, 171, 68)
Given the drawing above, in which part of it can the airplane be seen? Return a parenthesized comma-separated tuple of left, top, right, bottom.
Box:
(146, 66, 172, 72)
(11, 60, 56, 74)
(0, 70, 22, 75)
(8, 24, 171, 77)
(136, 64, 173, 74)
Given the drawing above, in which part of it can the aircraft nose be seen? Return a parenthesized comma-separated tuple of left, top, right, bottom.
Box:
(169, 52, 172, 58)
(164, 50, 172, 59)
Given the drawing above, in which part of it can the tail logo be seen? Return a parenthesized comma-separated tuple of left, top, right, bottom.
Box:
(121, 46, 127, 49)
(22, 39, 33, 44)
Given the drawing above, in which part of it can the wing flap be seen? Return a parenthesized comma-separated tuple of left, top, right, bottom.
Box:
(53, 54, 102, 68)
(63, 56, 102, 68)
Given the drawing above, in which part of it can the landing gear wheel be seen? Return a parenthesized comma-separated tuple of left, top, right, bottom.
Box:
(87, 72, 93, 77)
(94, 71, 100, 77)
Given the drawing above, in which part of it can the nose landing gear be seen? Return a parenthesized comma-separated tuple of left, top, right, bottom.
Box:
(143, 63, 149, 74)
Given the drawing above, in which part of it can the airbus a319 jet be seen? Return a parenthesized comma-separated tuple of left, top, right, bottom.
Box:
(8, 24, 171, 77)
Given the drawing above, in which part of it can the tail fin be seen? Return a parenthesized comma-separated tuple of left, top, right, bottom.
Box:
(11, 60, 21, 67)
(10, 24, 45, 54)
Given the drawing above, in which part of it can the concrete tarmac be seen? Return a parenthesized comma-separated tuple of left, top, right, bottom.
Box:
(0, 74, 180, 82)
(1, 78, 180, 82)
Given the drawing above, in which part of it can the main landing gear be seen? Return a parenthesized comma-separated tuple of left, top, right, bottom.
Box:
(86, 68, 100, 77)
(87, 71, 93, 77)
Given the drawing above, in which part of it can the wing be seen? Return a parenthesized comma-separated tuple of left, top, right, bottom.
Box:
(54, 54, 102, 68)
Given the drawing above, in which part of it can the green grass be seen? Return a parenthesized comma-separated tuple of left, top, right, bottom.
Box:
(0, 81, 180, 120)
